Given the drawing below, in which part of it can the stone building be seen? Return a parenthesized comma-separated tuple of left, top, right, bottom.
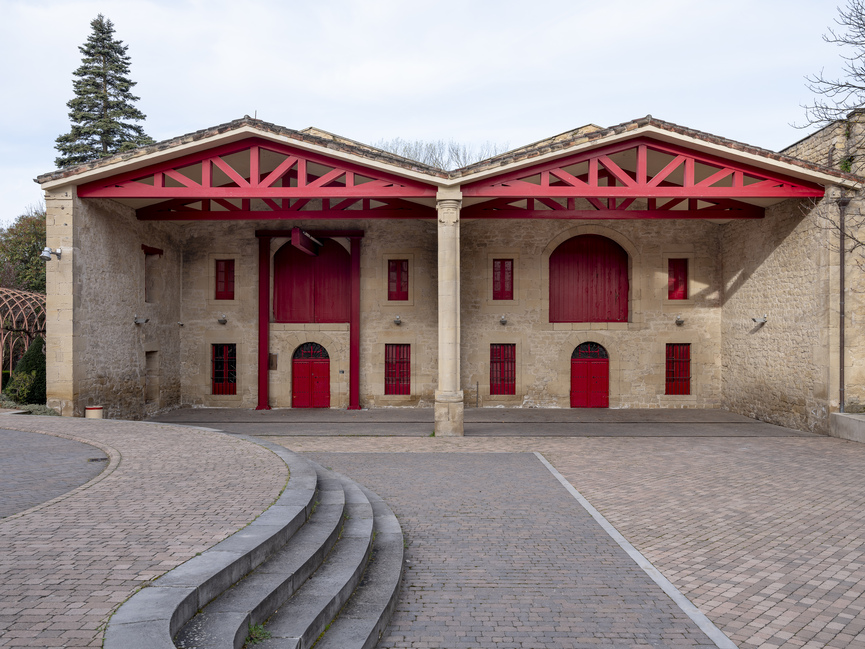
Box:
(36, 115, 863, 435)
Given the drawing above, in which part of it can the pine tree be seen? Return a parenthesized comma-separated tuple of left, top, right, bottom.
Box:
(54, 15, 154, 168)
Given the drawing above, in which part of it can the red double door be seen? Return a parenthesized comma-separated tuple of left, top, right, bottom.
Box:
(570, 357, 609, 408)
(292, 359, 330, 408)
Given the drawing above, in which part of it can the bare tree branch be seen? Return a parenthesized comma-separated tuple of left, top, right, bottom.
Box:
(374, 138, 509, 171)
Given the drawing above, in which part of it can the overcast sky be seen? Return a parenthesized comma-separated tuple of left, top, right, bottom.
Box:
(0, 0, 850, 227)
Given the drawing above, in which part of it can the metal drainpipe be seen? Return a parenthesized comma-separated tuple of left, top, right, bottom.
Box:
(838, 197, 850, 413)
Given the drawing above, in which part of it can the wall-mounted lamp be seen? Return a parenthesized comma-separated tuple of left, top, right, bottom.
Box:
(500, 315, 507, 326)
(177, 322, 184, 327)
(394, 315, 402, 326)
(40, 246, 62, 261)
(675, 315, 684, 326)
(752, 315, 768, 325)
(217, 314, 228, 325)
(133, 315, 149, 325)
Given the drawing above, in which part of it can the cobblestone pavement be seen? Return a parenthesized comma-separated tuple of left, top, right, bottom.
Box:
(0, 428, 107, 518)
(277, 434, 865, 649)
(306, 451, 718, 649)
(0, 418, 287, 649)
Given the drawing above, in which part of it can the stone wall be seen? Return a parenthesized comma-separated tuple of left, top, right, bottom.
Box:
(46, 191, 182, 418)
(176, 219, 440, 409)
(460, 219, 723, 408)
(719, 198, 835, 432)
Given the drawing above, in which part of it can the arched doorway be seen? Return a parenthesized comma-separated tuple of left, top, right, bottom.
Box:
(571, 342, 609, 408)
(292, 343, 330, 408)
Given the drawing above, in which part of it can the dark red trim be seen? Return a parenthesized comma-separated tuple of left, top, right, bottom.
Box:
(256, 236, 271, 410)
(79, 136, 437, 199)
(141, 244, 164, 255)
(291, 226, 320, 256)
(349, 237, 361, 410)
(462, 137, 826, 199)
(256, 229, 365, 239)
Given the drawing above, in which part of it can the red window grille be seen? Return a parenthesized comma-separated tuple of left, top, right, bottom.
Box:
(215, 259, 235, 300)
(490, 343, 516, 395)
(668, 258, 688, 300)
(384, 344, 411, 395)
(665, 343, 691, 395)
(493, 259, 514, 300)
(212, 343, 237, 395)
(388, 260, 409, 301)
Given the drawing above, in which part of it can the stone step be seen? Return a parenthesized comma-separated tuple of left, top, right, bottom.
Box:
(174, 465, 346, 649)
(104, 444, 318, 649)
(256, 471, 375, 649)
(312, 484, 404, 649)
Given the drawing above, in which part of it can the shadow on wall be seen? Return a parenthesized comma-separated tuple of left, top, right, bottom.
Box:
(719, 200, 810, 306)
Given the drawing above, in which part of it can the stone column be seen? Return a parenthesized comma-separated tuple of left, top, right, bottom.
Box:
(435, 192, 464, 436)
(44, 186, 76, 416)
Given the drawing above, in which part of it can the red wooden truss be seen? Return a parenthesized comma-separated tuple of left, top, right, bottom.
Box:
(462, 137, 825, 220)
(77, 137, 437, 220)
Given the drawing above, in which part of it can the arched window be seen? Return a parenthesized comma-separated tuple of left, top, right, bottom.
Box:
(273, 239, 350, 323)
(549, 234, 628, 322)
(293, 342, 330, 359)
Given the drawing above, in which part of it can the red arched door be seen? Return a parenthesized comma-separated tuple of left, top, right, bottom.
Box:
(292, 343, 330, 408)
(571, 342, 609, 408)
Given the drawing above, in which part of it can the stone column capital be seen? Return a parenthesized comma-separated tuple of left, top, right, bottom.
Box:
(436, 199, 461, 224)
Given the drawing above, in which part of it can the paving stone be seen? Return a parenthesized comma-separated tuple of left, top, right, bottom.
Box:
(0, 428, 107, 517)
(283, 433, 865, 649)
(0, 418, 287, 649)
(303, 451, 717, 649)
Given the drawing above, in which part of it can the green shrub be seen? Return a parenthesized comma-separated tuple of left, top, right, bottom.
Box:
(3, 336, 46, 405)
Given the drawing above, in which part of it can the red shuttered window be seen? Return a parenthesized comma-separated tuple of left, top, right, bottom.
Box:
(212, 344, 237, 395)
(665, 343, 691, 395)
(668, 258, 688, 300)
(490, 343, 516, 395)
(388, 260, 409, 301)
(215, 259, 235, 300)
(493, 259, 514, 300)
(384, 344, 411, 395)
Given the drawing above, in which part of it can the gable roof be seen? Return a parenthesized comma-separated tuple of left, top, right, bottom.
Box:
(36, 114, 861, 192)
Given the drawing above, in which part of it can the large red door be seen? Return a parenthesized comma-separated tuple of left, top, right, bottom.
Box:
(570, 342, 609, 408)
(292, 343, 330, 408)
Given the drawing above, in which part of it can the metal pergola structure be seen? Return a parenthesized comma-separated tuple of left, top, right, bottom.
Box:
(0, 288, 46, 378)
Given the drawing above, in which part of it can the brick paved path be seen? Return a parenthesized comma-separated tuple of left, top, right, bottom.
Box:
(0, 428, 107, 518)
(281, 435, 865, 649)
(305, 451, 717, 649)
(0, 418, 286, 648)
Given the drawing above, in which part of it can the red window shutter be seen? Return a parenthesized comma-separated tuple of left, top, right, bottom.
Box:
(493, 259, 514, 300)
(384, 344, 411, 395)
(490, 343, 516, 395)
(388, 260, 408, 301)
(215, 260, 235, 300)
(211, 344, 237, 395)
(668, 258, 688, 300)
(665, 343, 690, 395)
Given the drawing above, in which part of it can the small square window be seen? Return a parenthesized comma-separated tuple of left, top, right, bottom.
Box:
(668, 258, 688, 300)
(493, 259, 514, 300)
(388, 260, 408, 301)
(215, 259, 235, 300)
(665, 343, 690, 395)
(212, 344, 237, 395)
(384, 344, 410, 395)
(490, 343, 516, 395)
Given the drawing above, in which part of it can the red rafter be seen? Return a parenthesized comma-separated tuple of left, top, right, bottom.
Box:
(137, 196, 434, 221)
(78, 137, 437, 201)
(462, 137, 825, 205)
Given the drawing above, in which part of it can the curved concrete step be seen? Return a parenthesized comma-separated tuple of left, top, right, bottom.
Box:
(258, 473, 375, 649)
(174, 466, 346, 649)
(104, 444, 317, 649)
(313, 484, 404, 649)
